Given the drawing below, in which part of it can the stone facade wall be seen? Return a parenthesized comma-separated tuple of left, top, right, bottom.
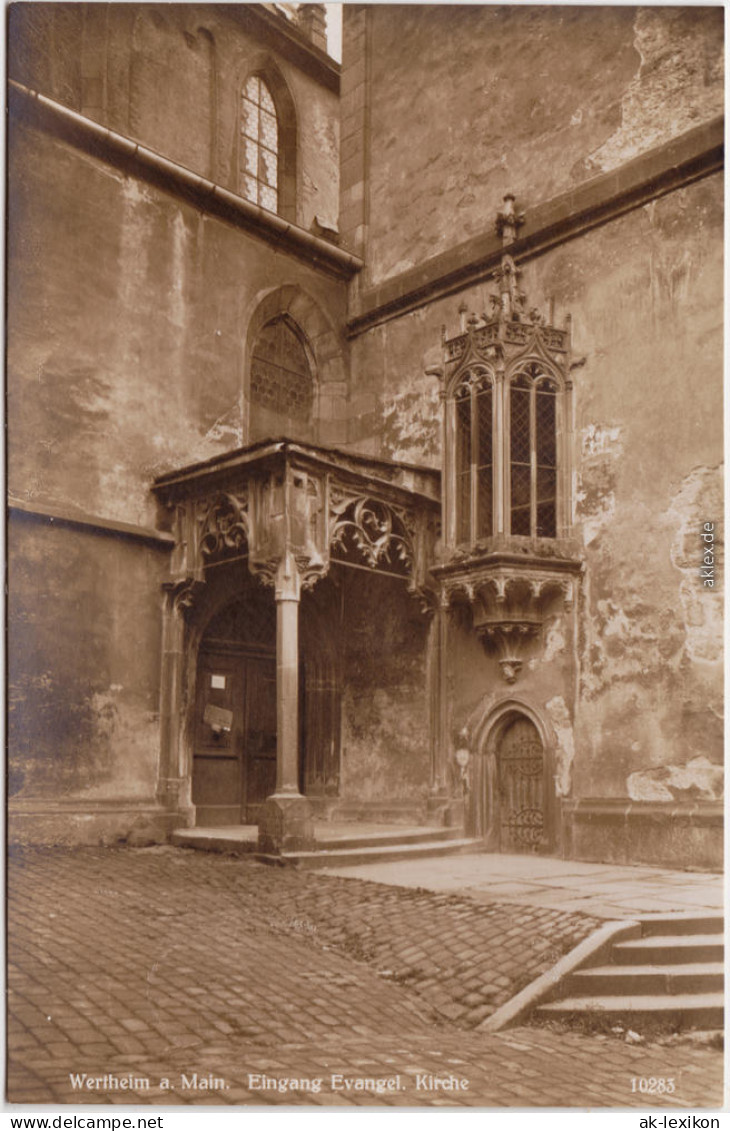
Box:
(340, 5, 723, 285)
(345, 167, 723, 864)
(339, 572, 431, 805)
(7, 7, 348, 844)
(8, 516, 169, 841)
(7, 120, 348, 530)
(9, 3, 340, 231)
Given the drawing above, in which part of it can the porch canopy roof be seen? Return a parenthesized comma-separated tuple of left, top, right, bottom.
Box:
(152, 437, 441, 597)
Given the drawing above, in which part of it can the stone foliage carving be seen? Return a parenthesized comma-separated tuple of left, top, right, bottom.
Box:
(329, 491, 414, 574)
(197, 492, 249, 558)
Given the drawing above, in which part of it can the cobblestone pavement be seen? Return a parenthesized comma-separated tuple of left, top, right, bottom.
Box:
(7, 847, 724, 1109)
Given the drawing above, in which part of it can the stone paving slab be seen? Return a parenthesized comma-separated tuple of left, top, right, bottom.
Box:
(6, 846, 724, 1109)
(323, 853, 724, 919)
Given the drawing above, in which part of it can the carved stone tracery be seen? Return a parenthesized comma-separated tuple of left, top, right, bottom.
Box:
(329, 491, 414, 575)
(197, 491, 249, 559)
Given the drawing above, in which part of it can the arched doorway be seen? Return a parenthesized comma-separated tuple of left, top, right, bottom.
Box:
(496, 716, 545, 852)
(191, 584, 341, 826)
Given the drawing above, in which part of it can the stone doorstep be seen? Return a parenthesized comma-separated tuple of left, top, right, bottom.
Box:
(259, 837, 483, 870)
(171, 823, 471, 859)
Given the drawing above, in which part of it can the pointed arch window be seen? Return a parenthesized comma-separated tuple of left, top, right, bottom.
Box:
(509, 363, 558, 539)
(240, 75, 279, 212)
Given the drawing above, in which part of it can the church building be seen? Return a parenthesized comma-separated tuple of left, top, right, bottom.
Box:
(8, 3, 724, 869)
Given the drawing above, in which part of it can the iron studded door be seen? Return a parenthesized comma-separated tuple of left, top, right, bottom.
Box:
(498, 718, 545, 852)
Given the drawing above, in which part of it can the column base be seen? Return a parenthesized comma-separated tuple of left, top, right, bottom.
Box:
(258, 793, 315, 854)
(443, 798, 467, 830)
(426, 789, 450, 827)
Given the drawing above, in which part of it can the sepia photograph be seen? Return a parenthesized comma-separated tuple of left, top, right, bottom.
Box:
(5, 0, 725, 1113)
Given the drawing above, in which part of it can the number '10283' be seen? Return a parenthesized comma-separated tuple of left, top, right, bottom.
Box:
(631, 1078, 675, 1094)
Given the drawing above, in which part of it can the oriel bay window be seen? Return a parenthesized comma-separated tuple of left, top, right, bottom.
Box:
(448, 358, 564, 546)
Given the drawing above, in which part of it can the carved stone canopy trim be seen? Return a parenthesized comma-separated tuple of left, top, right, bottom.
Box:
(163, 578, 206, 617)
(153, 439, 439, 601)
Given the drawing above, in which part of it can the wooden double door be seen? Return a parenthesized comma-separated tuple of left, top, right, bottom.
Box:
(192, 647, 277, 826)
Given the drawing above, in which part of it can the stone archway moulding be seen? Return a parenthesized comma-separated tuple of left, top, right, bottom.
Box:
(242, 284, 348, 445)
(467, 695, 560, 851)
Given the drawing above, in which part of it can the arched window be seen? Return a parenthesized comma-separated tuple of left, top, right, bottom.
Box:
(509, 363, 558, 539)
(249, 316, 314, 439)
(455, 369, 493, 543)
(240, 75, 279, 212)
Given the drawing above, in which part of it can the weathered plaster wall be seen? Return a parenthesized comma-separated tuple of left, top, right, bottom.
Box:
(339, 572, 431, 802)
(8, 518, 167, 812)
(9, 3, 340, 231)
(348, 172, 723, 840)
(341, 4, 723, 283)
(549, 176, 724, 804)
(447, 606, 578, 802)
(8, 121, 348, 528)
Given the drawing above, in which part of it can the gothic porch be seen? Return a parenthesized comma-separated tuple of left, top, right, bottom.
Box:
(152, 438, 446, 855)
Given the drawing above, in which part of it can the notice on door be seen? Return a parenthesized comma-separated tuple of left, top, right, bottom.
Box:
(204, 704, 234, 733)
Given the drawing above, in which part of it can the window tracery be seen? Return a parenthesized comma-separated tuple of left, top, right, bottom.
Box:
(250, 316, 314, 423)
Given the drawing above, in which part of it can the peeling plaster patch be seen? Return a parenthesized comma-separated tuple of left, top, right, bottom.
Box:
(667, 465, 723, 663)
(543, 618, 566, 662)
(585, 8, 724, 174)
(576, 424, 622, 545)
(545, 695, 574, 797)
(580, 590, 668, 699)
(203, 395, 244, 446)
(169, 212, 187, 331)
(628, 756, 723, 802)
(581, 424, 622, 458)
(380, 371, 441, 465)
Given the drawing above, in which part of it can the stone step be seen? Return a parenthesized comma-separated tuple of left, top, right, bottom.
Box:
(535, 992, 724, 1029)
(172, 828, 257, 855)
(172, 825, 468, 857)
(612, 934, 724, 966)
(313, 827, 466, 851)
(639, 913, 724, 937)
(566, 962, 725, 997)
(259, 837, 482, 870)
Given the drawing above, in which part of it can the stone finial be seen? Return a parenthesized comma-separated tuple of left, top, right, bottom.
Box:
(297, 4, 328, 52)
(495, 193, 525, 244)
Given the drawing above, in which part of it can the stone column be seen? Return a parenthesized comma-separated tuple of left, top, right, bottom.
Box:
(156, 582, 198, 829)
(258, 551, 315, 854)
(427, 592, 452, 824)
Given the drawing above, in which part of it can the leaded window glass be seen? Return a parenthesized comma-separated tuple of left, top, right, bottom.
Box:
(454, 371, 493, 544)
(240, 75, 279, 213)
(509, 364, 558, 538)
(250, 317, 313, 420)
